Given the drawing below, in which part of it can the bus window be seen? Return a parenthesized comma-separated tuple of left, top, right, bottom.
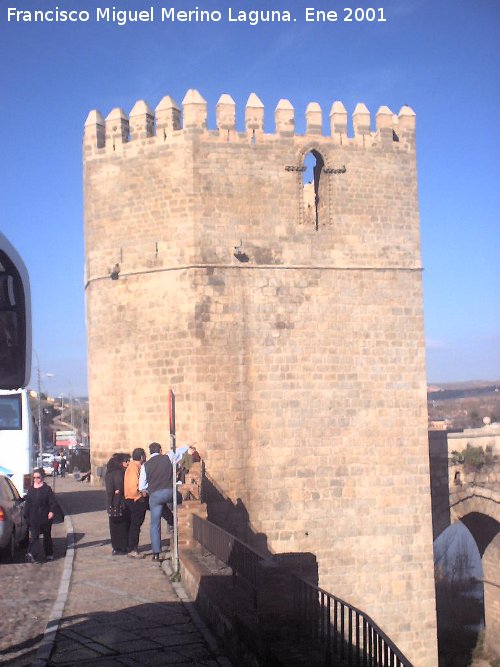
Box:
(0, 233, 31, 391)
(0, 389, 34, 494)
(0, 393, 22, 430)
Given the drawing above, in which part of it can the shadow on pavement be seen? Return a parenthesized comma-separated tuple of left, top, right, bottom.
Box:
(6, 535, 67, 564)
(70, 534, 111, 549)
(55, 489, 105, 515)
(4, 602, 224, 666)
(49, 536, 67, 560)
(0, 641, 40, 666)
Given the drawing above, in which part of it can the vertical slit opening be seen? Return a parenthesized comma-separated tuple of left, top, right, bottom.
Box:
(302, 150, 324, 230)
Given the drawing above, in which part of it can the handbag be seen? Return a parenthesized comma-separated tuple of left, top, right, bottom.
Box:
(107, 493, 125, 518)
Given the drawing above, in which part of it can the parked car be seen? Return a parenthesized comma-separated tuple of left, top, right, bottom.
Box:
(0, 473, 28, 562)
(42, 454, 54, 476)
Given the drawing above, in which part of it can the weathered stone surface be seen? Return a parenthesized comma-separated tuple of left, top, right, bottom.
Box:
(83, 91, 437, 667)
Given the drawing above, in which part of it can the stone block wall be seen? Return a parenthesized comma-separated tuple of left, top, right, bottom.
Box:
(429, 430, 451, 539)
(84, 90, 437, 665)
(483, 533, 500, 659)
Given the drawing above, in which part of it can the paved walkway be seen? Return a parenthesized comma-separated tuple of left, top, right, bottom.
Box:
(31, 477, 232, 666)
(0, 496, 66, 666)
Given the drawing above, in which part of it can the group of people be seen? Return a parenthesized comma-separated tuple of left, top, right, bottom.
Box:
(105, 442, 199, 561)
(21, 442, 198, 565)
(52, 456, 67, 477)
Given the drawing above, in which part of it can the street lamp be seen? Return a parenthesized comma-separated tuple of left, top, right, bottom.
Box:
(33, 352, 53, 464)
(36, 354, 42, 464)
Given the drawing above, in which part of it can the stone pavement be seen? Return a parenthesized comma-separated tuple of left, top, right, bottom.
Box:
(0, 483, 66, 666)
(25, 476, 232, 667)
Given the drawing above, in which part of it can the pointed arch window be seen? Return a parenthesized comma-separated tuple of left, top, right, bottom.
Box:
(302, 150, 325, 230)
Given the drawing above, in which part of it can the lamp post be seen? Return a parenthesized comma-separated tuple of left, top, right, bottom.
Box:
(33, 352, 53, 464)
(36, 355, 42, 465)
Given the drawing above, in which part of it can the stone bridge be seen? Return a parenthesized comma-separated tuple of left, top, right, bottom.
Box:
(429, 431, 500, 658)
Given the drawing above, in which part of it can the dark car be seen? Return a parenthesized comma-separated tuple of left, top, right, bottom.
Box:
(0, 473, 28, 561)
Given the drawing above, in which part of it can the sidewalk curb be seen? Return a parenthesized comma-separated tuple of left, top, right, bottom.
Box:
(162, 558, 233, 667)
(32, 500, 75, 667)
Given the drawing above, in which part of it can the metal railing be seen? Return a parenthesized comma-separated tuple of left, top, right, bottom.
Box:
(293, 576, 413, 667)
(192, 514, 265, 603)
(192, 515, 412, 667)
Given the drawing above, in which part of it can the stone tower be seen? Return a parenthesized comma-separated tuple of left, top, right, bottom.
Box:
(83, 90, 438, 665)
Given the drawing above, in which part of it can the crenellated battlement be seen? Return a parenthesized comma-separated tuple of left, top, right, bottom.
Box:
(83, 89, 415, 157)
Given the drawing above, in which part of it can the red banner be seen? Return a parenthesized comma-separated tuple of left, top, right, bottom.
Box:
(168, 389, 175, 437)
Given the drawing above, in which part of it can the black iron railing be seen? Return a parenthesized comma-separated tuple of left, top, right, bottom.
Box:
(293, 576, 413, 667)
(192, 513, 265, 603)
(192, 515, 412, 667)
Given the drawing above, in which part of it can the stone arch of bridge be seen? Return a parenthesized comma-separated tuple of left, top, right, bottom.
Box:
(449, 490, 500, 556)
(448, 488, 500, 659)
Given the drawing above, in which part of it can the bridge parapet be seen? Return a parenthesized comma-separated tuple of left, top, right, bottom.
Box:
(447, 460, 500, 535)
(449, 458, 500, 489)
(449, 482, 500, 525)
(429, 429, 500, 539)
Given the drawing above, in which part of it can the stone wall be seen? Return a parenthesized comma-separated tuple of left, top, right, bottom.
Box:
(84, 90, 437, 665)
(448, 425, 500, 457)
(483, 533, 500, 659)
(429, 430, 451, 540)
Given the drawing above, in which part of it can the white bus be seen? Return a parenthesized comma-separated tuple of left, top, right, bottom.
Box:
(0, 389, 35, 494)
(0, 232, 33, 494)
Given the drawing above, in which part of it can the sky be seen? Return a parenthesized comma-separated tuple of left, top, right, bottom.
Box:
(0, 0, 498, 396)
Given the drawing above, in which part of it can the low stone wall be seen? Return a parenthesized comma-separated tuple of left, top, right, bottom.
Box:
(176, 460, 320, 664)
(179, 546, 262, 666)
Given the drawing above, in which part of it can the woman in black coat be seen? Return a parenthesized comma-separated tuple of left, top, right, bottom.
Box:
(24, 468, 57, 562)
(105, 452, 131, 555)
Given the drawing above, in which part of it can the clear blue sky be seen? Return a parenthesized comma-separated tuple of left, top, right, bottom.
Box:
(1, 0, 498, 396)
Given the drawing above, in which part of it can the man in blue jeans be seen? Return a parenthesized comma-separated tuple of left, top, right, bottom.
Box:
(138, 442, 173, 561)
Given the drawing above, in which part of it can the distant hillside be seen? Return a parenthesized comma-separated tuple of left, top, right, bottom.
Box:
(428, 380, 500, 392)
(427, 381, 500, 429)
(428, 382, 500, 401)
